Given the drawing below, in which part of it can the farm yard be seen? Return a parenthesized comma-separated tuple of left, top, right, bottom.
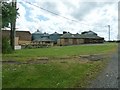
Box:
(2, 43, 118, 88)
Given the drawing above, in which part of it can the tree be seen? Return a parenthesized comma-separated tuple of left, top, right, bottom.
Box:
(2, 0, 19, 50)
(2, 37, 12, 54)
(2, 1, 19, 28)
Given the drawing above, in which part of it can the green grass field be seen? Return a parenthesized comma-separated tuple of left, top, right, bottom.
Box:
(2, 43, 118, 88)
(3, 43, 117, 61)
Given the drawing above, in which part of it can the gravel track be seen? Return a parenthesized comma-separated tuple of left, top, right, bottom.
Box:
(89, 52, 118, 88)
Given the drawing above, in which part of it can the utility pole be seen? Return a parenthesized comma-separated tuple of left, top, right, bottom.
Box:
(108, 25, 110, 41)
(10, 0, 16, 50)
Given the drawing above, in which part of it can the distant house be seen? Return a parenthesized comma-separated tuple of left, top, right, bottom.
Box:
(2, 30, 32, 45)
(58, 31, 104, 46)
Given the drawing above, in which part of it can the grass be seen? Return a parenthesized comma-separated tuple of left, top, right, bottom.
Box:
(2, 43, 118, 88)
(3, 43, 117, 61)
(3, 60, 108, 88)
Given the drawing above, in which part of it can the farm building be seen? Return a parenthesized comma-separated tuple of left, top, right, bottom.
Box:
(57, 32, 84, 46)
(32, 37, 54, 47)
(2, 30, 104, 47)
(32, 30, 54, 46)
(58, 31, 104, 46)
(32, 30, 62, 45)
(32, 30, 44, 41)
(80, 31, 104, 43)
(2, 30, 32, 45)
(49, 32, 62, 44)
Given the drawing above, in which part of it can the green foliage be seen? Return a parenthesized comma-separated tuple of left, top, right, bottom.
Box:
(2, 2, 19, 28)
(2, 37, 12, 54)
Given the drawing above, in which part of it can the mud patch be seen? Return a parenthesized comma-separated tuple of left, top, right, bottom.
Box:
(2, 57, 49, 64)
(27, 59, 48, 64)
(79, 54, 105, 61)
(2, 60, 21, 64)
(2, 54, 106, 64)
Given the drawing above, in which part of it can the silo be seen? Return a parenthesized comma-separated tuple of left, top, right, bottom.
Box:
(50, 32, 61, 44)
(32, 30, 43, 41)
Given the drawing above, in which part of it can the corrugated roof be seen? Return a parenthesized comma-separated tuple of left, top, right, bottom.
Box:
(81, 30, 97, 35)
(33, 30, 43, 34)
(60, 32, 103, 39)
(79, 34, 103, 39)
(43, 32, 49, 37)
(2, 30, 32, 41)
(51, 32, 59, 35)
(33, 37, 53, 42)
(60, 32, 74, 38)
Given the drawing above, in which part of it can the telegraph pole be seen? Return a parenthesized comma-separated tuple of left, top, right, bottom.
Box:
(10, 0, 16, 50)
(108, 25, 110, 41)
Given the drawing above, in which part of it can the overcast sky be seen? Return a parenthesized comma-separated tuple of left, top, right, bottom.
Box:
(16, 0, 119, 40)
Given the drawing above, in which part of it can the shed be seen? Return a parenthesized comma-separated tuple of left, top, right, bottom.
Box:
(2, 30, 32, 45)
(32, 37, 54, 46)
(49, 32, 61, 44)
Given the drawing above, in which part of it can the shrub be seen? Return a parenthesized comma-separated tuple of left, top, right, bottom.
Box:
(25, 44, 33, 49)
(2, 37, 13, 54)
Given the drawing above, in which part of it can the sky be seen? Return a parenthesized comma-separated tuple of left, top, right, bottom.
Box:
(16, 0, 119, 41)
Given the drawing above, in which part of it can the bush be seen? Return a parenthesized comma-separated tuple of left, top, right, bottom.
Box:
(25, 44, 33, 49)
(2, 37, 13, 54)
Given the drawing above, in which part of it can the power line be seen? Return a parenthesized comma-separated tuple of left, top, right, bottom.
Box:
(20, 0, 107, 28)
(21, 1, 73, 20)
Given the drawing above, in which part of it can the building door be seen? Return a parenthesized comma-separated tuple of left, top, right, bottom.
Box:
(73, 39, 77, 45)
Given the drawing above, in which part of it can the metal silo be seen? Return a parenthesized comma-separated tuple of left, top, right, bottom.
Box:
(32, 30, 43, 41)
(50, 32, 61, 44)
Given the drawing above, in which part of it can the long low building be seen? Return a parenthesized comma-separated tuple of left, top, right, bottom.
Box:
(57, 31, 104, 46)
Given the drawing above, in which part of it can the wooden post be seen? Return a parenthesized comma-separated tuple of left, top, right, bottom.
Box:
(10, 0, 16, 50)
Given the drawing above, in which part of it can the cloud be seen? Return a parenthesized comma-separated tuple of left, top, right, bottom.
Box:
(41, 2, 60, 15)
(16, 0, 118, 40)
(71, 2, 116, 21)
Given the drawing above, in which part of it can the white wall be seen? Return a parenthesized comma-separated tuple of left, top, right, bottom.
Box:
(15, 45, 21, 50)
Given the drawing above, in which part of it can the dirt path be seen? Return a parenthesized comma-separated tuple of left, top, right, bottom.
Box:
(88, 52, 118, 88)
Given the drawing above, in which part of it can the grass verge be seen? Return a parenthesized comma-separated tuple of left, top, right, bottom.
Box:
(2, 43, 117, 88)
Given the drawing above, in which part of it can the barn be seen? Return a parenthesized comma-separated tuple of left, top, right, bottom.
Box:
(57, 31, 104, 46)
(2, 30, 32, 45)
(80, 31, 104, 43)
(57, 32, 84, 46)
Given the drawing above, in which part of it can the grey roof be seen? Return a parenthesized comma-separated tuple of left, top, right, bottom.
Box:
(61, 32, 82, 38)
(43, 33, 49, 37)
(79, 34, 103, 39)
(60, 32, 74, 38)
(33, 30, 43, 34)
(33, 37, 53, 42)
(81, 30, 97, 35)
(60, 32, 103, 39)
(51, 32, 59, 35)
